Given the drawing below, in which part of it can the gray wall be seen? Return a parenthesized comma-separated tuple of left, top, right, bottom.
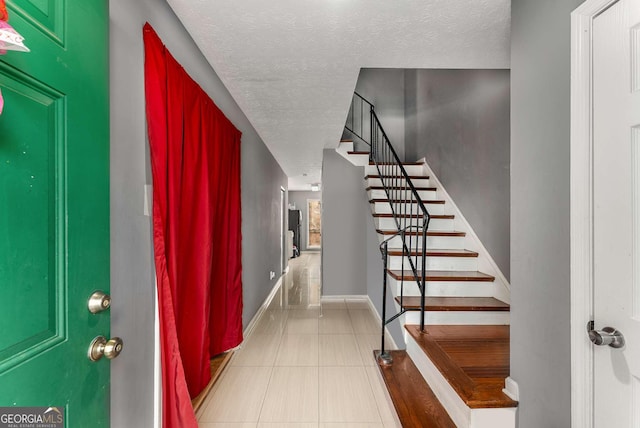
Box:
(321, 150, 368, 296)
(404, 69, 511, 280)
(354, 69, 406, 160)
(321, 150, 404, 346)
(510, 0, 583, 426)
(110, 0, 286, 426)
(288, 190, 323, 252)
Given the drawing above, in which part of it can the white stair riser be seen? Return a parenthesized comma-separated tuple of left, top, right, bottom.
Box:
(406, 335, 516, 428)
(347, 154, 370, 166)
(375, 217, 453, 230)
(366, 177, 431, 188)
(365, 164, 424, 176)
(368, 188, 437, 200)
(371, 201, 445, 215)
(388, 255, 478, 271)
(401, 310, 510, 326)
(389, 277, 496, 298)
(382, 234, 466, 249)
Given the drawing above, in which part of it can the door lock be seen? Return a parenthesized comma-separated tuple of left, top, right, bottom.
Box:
(88, 336, 123, 361)
(88, 291, 111, 314)
(587, 321, 625, 349)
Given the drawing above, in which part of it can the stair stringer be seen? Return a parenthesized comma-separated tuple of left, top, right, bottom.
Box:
(416, 157, 511, 304)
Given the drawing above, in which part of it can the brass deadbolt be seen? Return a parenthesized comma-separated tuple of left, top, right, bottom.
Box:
(88, 291, 111, 314)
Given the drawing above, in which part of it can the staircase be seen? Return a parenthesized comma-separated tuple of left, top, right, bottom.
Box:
(340, 93, 517, 427)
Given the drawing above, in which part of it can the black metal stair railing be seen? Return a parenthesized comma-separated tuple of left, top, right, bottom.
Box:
(345, 92, 431, 364)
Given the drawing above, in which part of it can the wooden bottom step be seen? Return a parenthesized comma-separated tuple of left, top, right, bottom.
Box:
(406, 324, 517, 409)
(376, 350, 456, 427)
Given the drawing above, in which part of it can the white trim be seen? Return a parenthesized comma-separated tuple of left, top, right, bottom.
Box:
(502, 377, 519, 401)
(365, 296, 400, 350)
(242, 276, 284, 339)
(416, 158, 511, 303)
(570, 1, 618, 427)
(153, 276, 162, 428)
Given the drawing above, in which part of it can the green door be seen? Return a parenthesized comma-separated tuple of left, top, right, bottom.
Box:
(0, 0, 110, 426)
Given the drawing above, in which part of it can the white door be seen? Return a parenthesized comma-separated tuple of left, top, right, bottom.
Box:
(593, 0, 640, 425)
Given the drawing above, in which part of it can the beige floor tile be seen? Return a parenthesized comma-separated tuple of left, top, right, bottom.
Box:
(232, 334, 281, 366)
(199, 423, 258, 428)
(320, 299, 347, 309)
(345, 299, 371, 310)
(199, 366, 271, 422)
(319, 309, 354, 334)
(252, 310, 288, 335)
(259, 367, 319, 422)
(320, 424, 383, 428)
(285, 317, 319, 335)
(319, 335, 363, 366)
(288, 307, 321, 319)
(349, 310, 380, 334)
(364, 365, 402, 426)
(319, 367, 381, 423)
(258, 424, 318, 428)
(275, 334, 319, 366)
(355, 334, 391, 366)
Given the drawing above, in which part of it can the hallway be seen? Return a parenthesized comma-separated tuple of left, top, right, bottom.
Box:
(197, 252, 402, 427)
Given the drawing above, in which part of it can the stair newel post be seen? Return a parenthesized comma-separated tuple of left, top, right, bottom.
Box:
(378, 240, 393, 366)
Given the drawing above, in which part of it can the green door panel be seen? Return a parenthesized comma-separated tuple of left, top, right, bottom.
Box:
(0, 0, 109, 426)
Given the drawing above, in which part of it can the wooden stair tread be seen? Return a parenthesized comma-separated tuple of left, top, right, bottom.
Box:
(397, 296, 510, 312)
(376, 350, 457, 427)
(347, 151, 370, 155)
(373, 213, 454, 219)
(387, 248, 478, 257)
(406, 325, 517, 409)
(388, 270, 495, 282)
(366, 174, 429, 180)
(366, 185, 437, 191)
(369, 161, 424, 166)
(377, 229, 465, 237)
(369, 198, 445, 204)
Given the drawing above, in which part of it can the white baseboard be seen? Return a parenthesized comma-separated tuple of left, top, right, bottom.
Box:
(366, 297, 400, 351)
(242, 276, 284, 340)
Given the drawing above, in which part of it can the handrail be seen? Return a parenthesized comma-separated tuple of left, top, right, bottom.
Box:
(344, 91, 373, 150)
(344, 92, 431, 365)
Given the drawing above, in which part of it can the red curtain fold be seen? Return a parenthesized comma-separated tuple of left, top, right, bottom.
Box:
(143, 23, 243, 428)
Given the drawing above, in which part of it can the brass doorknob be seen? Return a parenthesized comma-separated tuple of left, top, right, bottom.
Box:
(88, 336, 124, 361)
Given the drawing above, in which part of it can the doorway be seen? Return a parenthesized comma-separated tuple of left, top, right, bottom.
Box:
(571, 0, 640, 426)
(281, 187, 286, 272)
(307, 199, 322, 249)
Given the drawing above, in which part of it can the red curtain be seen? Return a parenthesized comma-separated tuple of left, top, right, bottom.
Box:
(143, 23, 244, 428)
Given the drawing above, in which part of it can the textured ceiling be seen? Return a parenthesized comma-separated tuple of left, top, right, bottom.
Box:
(166, 0, 510, 190)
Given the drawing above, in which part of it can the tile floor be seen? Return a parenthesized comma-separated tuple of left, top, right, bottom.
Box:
(197, 252, 401, 428)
